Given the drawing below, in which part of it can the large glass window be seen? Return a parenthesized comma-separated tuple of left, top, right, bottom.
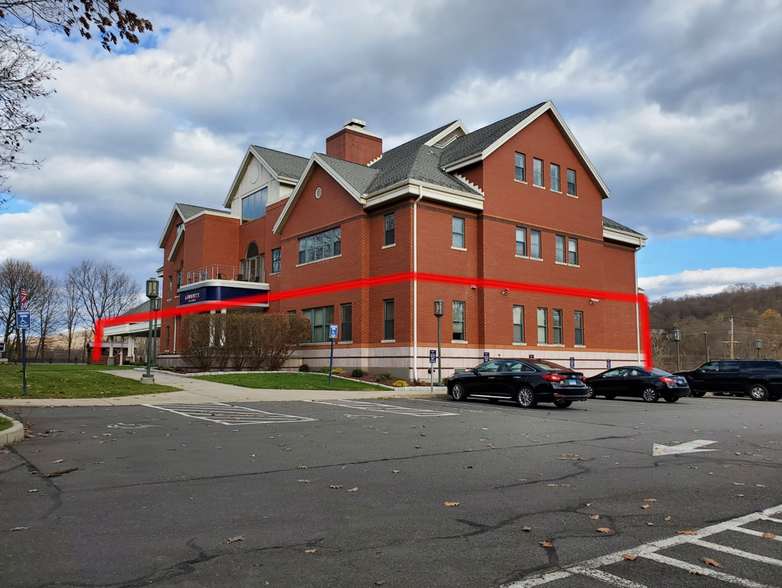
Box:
(241, 187, 268, 223)
(533, 158, 544, 187)
(298, 227, 341, 264)
(383, 300, 394, 340)
(567, 169, 577, 196)
(384, 213, 395, 246)
(341, 303, 352, 342)
(551, 163, 561, 192)
(272, 248, 281, 273)
(244, 242, 263, 281)
(302, 306, 334, 343)
(568, 238, 578, 265)
(574, 311, 584, 345)
(530, 230, 542, 259)
(553, 309, 563, 344)
(452, 217, 465, 248)
(556, 235, 566, 263)
(513, 305, 524, 343)
(515, 152, 526, 182)
(537, 307, 548, 344)
(515, 227, 527, 256)
(453, 301, 465, 341)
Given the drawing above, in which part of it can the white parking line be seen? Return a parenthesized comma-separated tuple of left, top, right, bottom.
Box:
(144, 403, 316, 425)
(732, 527, 782, 542)
(503, 503, 782, 588)
(312, 400, 458, 417)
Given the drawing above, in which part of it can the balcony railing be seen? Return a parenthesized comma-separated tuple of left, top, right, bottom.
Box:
(186, 264, 265, 285)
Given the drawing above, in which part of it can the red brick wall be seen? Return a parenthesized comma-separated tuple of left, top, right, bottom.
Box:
(326, 128, 383, 165)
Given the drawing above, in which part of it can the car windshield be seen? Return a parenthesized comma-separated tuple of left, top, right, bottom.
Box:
(649, 368, 670, 376)
(533, 360, 566, 371)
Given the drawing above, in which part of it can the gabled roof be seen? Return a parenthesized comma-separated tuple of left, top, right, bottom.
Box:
(250, 146, 309, 181)
(318, 153, 379, 194)
(158, 203, 235, 248)
(602, 216, 644, 237)
(602, 216, 647, 247)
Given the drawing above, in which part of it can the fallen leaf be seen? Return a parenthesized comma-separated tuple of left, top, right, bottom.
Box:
(540, 541, 554, 548)
(671, 441, 681, 444)
(521, 526, 531, 532)
(596, 528, 612, 533)
(665, 516, 672, 521)
(641, 504, 650, 509)
(443, 502, 460, 507)
(392, 470, 400, 474)
(561, 454, 576, 457)
(589, 515, 600, 520)
(644, 498, 657, 502)
(298, 466, 308, 469)
(702, 558, 721, 568)
(558, 457, 566, 460)
(571, 457, 583, 461)
(733, 482, 745, 486)
(677, 530, 697, 535)
(763, 532, 776, 539)
(415, 446, 421, 449)
(518, 479, 527, 482)
(227, 536, 244, 543)
(756, 484, 766, 488)
(688, 570, 701, 575)
(11, 526, 30, 531)
(305, 549, 316, 553)
(622, 554, 637, 561)
(28, 489, 38, 493)
(329, 485, 343, 489)
(586, 503, 592, 507)
(102, 433, 112, 437)
(464, 449, 472, 452)
(297, 479, 309, 483)
(346, 487, 358, 492)
(47, 468, 78, 478)
(485, 444, 496, 448)
(547, 484, 571, 487)
(51, 459, 64, 464)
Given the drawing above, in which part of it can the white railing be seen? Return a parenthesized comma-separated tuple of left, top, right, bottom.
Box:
(186, 264, 265, 285)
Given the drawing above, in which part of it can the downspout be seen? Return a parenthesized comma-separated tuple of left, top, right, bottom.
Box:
(634, 245, 641, 364)
(412, 183, 424, 383)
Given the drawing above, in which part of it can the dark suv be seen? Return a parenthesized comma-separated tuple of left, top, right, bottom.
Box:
(447, 359, 588, 408)
(675, 360, 782, 401)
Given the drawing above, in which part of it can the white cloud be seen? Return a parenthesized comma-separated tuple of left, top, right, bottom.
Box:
(640, 266, 782, 300)
(679, 216, 782, 240)
(0, 203, 75, 261)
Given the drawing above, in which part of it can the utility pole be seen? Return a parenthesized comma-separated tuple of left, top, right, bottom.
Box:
(730, 316, 735, 359)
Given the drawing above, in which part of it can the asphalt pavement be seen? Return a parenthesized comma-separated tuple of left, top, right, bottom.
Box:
(1, 394, 780, 587)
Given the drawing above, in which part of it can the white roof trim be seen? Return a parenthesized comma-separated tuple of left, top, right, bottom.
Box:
(167, 227, 184, 262)
(223, 146, 284, 208)
(158, 206, 182, 249)
(603, 226, 646, 247)
(273, 154, 364, 235)
(441, 101, 610, 199)
(424, 120, 469, 147)
(363, 179, 484, 211)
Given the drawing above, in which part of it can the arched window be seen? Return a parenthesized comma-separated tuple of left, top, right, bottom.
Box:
(244, 242, 263, 281)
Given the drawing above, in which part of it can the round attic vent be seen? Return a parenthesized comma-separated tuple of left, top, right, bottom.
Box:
(315, 187, 322, 199)
(248, 162, 260, 184)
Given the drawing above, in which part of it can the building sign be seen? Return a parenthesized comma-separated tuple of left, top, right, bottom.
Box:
(429, 350, 436, 363)
(178, 285, 269, 306)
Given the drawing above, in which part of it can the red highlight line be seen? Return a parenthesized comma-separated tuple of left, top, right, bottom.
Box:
(93, 271, 652, 369)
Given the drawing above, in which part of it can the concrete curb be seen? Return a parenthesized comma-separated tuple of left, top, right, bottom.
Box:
(0, 414, 24, 447)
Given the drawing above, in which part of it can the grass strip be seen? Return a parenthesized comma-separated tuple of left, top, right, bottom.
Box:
(195, 372, 389, 391)
(0, 415, 12, 432)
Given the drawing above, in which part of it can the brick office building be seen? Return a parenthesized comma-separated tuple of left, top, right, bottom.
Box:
(157, 101, 646, 378)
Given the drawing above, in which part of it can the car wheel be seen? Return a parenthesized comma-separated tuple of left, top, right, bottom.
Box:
(664, 395, 679, 403)
(451, 382, 466, 401)
(604, 394, 616, 400)
(586, 385, 596, 399)
(748, 384, 769, 401)
(553, 399, 572, 408)
(642, 387, 660, 403)
(515, 386, 537, 408)
(690, 390, 706, 398)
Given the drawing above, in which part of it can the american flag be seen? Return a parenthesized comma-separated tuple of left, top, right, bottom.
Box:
(20, 289, 27, 310)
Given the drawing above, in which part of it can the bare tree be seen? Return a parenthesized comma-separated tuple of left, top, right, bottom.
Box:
(0, 1, 153, 201)
(0, 258, 44, 358)
(63, 274, 81, 361)
(65, 259, 140, 334)
(31, 273, 61, 360)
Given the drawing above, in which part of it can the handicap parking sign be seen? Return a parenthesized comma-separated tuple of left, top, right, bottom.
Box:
(16, 310, 31, 330)
(329, 324, 338, 339)
(429, 350, 436, 363)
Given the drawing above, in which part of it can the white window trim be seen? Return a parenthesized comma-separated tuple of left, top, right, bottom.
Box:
(451, 339, 469, 344)
(512, 342, 528, 346)
(528, 256, 544, 262)
(451, 246, 467, 252)
(381, 339, 396, 344)
(575, 344, 586, 348)
(514, 179, 528, 185)
(567, 193, 578, 199)
(551, 189, 562, 194)
(338, 340, 353, 345)
(515, 254, 530, 260)
(269, 271, 280, 276)
(382, 243, 396, 249)
(296, 254, 342, 268)
(533, 183, 546, 190)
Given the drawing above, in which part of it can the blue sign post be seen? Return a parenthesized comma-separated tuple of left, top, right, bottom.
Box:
(429, 350, 436, 393)
(328, 324, 338, 387)
(606, 359, 612, 369)
(483, 352, 490, 363)
(570, 357, 575, 369)
(17, 310, 31, 396)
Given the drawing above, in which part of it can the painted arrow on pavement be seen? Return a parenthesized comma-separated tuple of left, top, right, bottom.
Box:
(653, 439, 718, 456)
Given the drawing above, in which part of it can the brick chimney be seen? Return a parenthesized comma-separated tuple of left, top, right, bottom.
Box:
(326, 119, 382, 165)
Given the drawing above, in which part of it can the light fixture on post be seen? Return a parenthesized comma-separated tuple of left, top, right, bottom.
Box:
(434, 299, 444, 383)
(673, 329, 681, 372)
(756, 338, 762, 359)
(141, 277, 159, 385)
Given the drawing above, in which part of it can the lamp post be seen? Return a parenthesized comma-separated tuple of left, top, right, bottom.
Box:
(434, 299, 444, 383)
(141, 277, 159, 385)
(673, 329, 681, 372)
(756, 339, 762, 359)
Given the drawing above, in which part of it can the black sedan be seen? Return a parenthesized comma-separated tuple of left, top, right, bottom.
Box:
(585, 366, 690, 403)
(446, 359, 589, 408)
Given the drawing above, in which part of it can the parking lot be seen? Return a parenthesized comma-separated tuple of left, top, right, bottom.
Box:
(1, 394, 780, 588)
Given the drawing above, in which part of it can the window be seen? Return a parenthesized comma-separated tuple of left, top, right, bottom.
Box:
(166, 326, 170, 351)
(341, 303, 352, 342)
(556, 235, 566, 263)
(241, 187, 268, 223)
(384, 213, 395, 246)
(302, 306, 334, 343)
(176, 270, 182, 292)
(452, 217, 465, 248)
(574, 311, 584, 345)
(272, 248, 281, 273)
(476, 360, 502, 373)
(453, 301, 465, 341)
(515, 227, 527, 256)
(567, 169, 577, 196)
(298, 227, 341, 264)
(537, 307, 548, 344)
(552, 309, 563, 344)
(514, 152, 526, 182)
(513, 305, 525, 343)
(551, 163, 560, 192)
(530, 230, 542, 259)
(245, 242, 263, 281)
(533, 158, 544, 187)
(568, 238, 578, 265)
(168, 276, 172, 300)
(383, 300, 394, 340)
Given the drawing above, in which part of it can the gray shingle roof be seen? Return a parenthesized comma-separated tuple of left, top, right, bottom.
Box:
(439, 102, 546, 168)
(251, 146, 309, 181)
(603, 216, 645, 237)
(122, 300, 152, 316)
(176, 203, 228, 220)
(317, 153, 380, 195)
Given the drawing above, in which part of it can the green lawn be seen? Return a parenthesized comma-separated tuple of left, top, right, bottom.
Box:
(195, 372, 389, 391)
(0, 364, 179, 398)
(0, 415, 12, 432)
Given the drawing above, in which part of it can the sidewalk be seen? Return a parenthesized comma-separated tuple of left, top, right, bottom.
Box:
(0, 369, 449, 407)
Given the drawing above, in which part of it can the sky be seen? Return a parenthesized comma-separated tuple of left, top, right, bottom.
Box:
(1, 0, 781, 301)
